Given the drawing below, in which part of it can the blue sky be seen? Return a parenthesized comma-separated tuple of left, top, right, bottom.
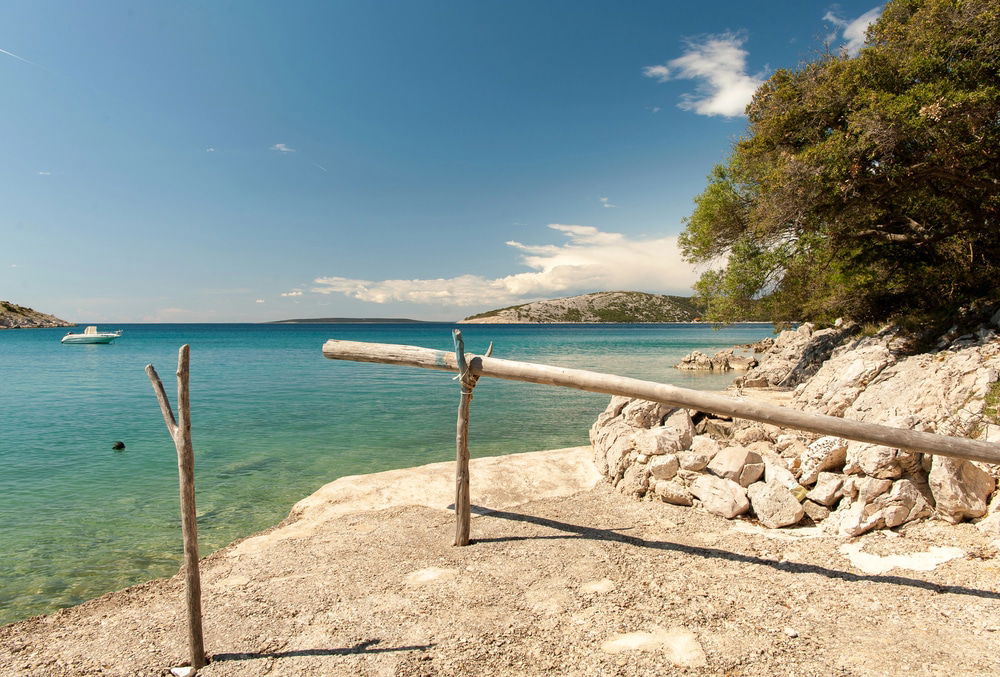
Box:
(1, 1, 883, 322)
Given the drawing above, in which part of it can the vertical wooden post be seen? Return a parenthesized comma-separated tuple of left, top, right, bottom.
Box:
(146, 345, 206, 669)
(452, 330, 476, 546)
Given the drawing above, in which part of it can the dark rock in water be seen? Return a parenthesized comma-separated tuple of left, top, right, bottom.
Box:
(112, 441, 126, 451)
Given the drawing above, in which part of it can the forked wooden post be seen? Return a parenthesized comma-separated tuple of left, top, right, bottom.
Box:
(452, 330, 476, 546)
(145, 345, 206, 670)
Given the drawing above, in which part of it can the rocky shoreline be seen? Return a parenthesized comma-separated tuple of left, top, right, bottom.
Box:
(592, 315, 1000, 538)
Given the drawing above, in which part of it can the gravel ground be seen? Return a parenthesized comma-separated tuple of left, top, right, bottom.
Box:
(2, 476, 998, 676)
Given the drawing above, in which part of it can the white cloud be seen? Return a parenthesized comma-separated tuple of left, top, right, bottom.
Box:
(37, 170, 51, 176)
(642, 64, 671, 82)
(823, 7, 882, 57)
(311, 224, 698, 307)
(271, 143, 296, 153)
(599, 197, 616, 209)
(205, 147, 216, 153)
(255, 298, 265, 303)
(281, 289, 303, 297)
(644, 32, 764, 118)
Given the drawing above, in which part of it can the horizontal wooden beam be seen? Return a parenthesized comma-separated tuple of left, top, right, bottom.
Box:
(322, 339, 1000, 466)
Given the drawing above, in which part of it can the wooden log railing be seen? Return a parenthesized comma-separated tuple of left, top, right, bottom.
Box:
(323, 336, 1000, 545)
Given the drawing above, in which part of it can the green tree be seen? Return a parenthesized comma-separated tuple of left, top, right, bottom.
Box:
(680, 0, 1000, 327)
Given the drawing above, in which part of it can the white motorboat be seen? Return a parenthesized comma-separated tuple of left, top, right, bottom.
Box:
(61, 326, 123, 344)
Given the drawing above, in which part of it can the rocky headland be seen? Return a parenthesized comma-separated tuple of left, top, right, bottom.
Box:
(593, 313, 1000, 538)
(460, 291, 700, 324)
(0, 301, 73, 329)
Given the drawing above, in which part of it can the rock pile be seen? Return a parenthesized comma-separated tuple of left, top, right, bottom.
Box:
(592, 313, 1000, 537)
(674, 348, 757, 372)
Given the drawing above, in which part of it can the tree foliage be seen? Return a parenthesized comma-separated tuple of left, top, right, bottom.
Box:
(680, 0, 1000, 327)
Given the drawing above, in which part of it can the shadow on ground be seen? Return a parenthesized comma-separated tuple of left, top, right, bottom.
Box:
(468, 504, 999, 600)
(211, 639, 433, 663)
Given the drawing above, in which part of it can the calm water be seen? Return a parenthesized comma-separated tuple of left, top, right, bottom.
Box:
(0, 322, 773, 624)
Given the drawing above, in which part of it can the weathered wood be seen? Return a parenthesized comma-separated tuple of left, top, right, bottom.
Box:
(322, 338, 1000, 465)
(453, 330, 473, 546)
(145, 345, 205, 669)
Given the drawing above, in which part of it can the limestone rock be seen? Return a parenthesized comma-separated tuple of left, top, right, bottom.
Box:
(616, 463, 650, 498)
(843, 441, 921, 480)
(976, 493, 1000, 535)
(874, 479, 933, 528)
(733, 424, 773, 446)
(649, 455, 679, 481)
(747, 481, 805, 528)
(737, 324, 856, 389)
(689, 475, 749, 519)
(792, 333, 900, 416)
(702, 418, 734, 441)
(802, 500, 830, 522)
(622, 399, 676, 429)
(798, 437, 848, 485)
(654, 479, 693, 506)
(674, 350, 715, 370)
(707, 447, 764, 488)
(690, 435, 721, 456)
(805, 472, 845, 507)
(843, 476, 893, 504)
(928, 456, 995, 523)
(679, 435, 719, 471)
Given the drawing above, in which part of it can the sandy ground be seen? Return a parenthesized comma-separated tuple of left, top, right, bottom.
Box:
(2, 446, 999, 676)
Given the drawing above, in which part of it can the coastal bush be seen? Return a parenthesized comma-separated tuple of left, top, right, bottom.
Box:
(680, 0, 1000, 330)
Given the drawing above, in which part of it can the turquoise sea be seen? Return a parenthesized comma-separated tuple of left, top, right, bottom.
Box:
(0, 322, 773, 625)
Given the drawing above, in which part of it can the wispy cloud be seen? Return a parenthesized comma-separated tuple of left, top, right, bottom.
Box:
(37, 170, 52, 176)
(311, 224, 698, 307)
(270, 143, 296, 153)
(281, 289, 303, 297)
(255, 298, 265, 303)
(823, 7, 882, 56)
(0, 46, 41, 68)
(599, 197, 616, 209)
(643, 32, 764, 118)
(205, 147, 216, 153)
(312, 162, 329, 173)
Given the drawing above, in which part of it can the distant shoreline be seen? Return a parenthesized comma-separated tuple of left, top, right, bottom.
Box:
(266, 317, 431, 324)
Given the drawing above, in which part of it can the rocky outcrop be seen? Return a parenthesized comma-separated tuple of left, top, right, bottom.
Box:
(590, 314, 1000, 536)
(675, 348, 757, 372)
(0, 301, 73, 329)
(736, 322, 858, 389)
(460, 291, 700, 324)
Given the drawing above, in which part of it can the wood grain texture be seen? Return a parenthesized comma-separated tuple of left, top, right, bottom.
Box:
(322, 338, 1000, 465)
(147, 346, 205, 669)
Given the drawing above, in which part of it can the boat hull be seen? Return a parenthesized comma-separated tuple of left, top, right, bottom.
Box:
(61, 334, 121, 344)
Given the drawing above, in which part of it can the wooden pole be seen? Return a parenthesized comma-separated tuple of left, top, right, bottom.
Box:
(321, 338, 1000, 465)
(146, 345, 206, 670)
(453, 330, 474, 546)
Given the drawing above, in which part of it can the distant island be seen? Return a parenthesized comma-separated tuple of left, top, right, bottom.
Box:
(459, 291, 702, 324)
(268, 317, 431, 324)
(0, 301, 73, 329)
